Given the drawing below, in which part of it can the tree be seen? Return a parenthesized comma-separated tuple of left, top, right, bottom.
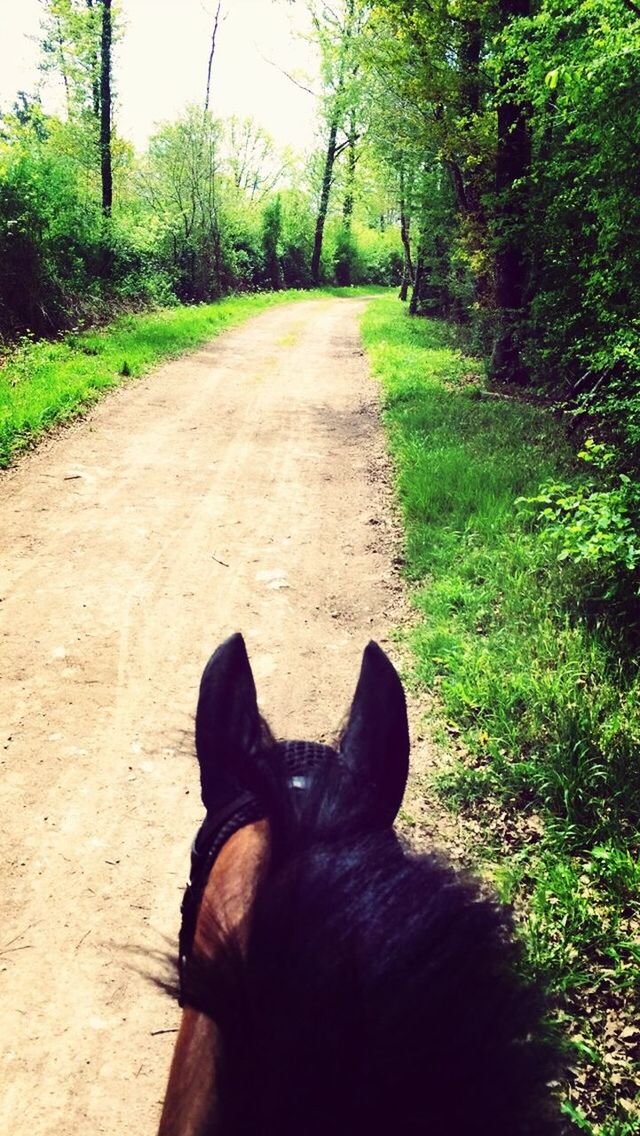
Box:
(99, 0, 113, 216)
(38, 0, 115, 215)
(397, 162, 414, 301)
(140, 107, 225, 300)
(360, 0, 494, 324)
(204, 2, 223, 113)
(225, 118, 289, 203)
(262, 195, 284, 290)
(489, 0, 531, 385)
(309, 0, 367, 284)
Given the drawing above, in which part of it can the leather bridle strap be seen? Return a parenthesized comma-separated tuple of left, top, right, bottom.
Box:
(178, 740, 337, 1007)
(178, 791, 265, 1005)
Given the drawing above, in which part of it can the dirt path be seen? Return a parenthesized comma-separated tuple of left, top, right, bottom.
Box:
(0, 297, 427, 1134)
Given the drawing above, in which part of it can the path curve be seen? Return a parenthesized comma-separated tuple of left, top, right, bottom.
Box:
(0, 298, 409, 1134)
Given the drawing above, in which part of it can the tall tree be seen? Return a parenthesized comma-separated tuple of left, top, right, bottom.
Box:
(397, 161, 414, 301)
(360, 1, 494, 321)
(341, 108, 358, 233)
(99, 0, 113, 215)
(309, 0, 366, 284)
(204, 2, 222, 114)
(489, 0, 531, 384)
(311, 116, 340, 283)
(38, 0, 116, 214)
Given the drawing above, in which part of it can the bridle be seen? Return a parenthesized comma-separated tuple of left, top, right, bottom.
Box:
(161, 638, 559, 1136)
(159, 635, 415, 1136)
(178, 740, 336, 1006)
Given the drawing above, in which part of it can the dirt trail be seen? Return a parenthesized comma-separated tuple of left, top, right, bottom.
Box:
(0, 297, 429, 1134)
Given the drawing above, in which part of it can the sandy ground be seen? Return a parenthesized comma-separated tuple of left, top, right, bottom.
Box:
(0, 297, 444, 1134)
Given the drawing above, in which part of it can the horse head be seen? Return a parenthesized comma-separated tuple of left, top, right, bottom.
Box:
(158, 634, 560, 1136)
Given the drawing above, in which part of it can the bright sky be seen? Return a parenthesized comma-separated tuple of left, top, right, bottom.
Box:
(0, 0, 319, 153)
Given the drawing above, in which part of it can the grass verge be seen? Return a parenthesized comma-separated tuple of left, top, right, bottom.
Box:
(0, 286, 386, 468)
(361, 295, 640, 1136)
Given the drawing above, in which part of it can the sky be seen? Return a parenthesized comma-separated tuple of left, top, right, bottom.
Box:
(0, 0, 320, 153)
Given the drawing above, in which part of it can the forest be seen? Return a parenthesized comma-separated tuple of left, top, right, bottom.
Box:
(1, 0, 639, 1133)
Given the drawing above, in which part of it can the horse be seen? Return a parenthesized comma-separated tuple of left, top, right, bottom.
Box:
(158, 633, 561, 1136)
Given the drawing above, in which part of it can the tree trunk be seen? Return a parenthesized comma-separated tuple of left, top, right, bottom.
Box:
(342, 112, 357, 233)
(204, 2, 222, 113)
(310, 0, 357, 285)
(398, 164, 414, 301)
(311, 118, 339, 285)
(409, 222, 428, 316)
(53, 15, 71, 114)
(460, 18, 482, 117)
(100, 0, 113, 217)
(86, 0, 101, 119)
(490, 0, 531, 385)
(445, 157, 468, 214)
(409, 252, 424, 315)
(446, 20, 492, 319)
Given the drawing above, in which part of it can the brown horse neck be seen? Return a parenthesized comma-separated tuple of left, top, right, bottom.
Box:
(158, 821, 270, 1136)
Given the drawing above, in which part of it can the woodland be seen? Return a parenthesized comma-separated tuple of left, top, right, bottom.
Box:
(1, 1, 640, 1132)
(2, 0, 639, 565)
(2, 0, 639, 427)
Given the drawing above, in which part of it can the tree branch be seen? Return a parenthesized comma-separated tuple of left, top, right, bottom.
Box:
(334, 133, 360, 159)
(258, 50, 318, 97)
(204, 2, 222, 113)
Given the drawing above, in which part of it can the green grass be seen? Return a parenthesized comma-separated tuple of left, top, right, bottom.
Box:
(0, 286, 386, 467)
(361, 295, 640, 1136)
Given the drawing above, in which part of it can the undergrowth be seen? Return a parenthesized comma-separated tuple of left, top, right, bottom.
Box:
(0, 287, 383, 468)
(361, 295, 640, 1136)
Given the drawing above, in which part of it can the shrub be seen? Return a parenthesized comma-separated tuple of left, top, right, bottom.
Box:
(519, 441, 640, 604)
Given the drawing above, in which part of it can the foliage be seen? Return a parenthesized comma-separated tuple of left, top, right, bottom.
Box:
(39, 0, 106, 122)
(361, 0, 497, 333)
(225, 116, 290, 203)
(361, 296, 640, 1134)
(261, 196, 284, 290)
(520, 480, 640, 586)
(361, 0, 640, 405)
(0, 118, 166, 338)
(519, 441, 640, 600)
(0, 74, 399, 339)
(355, 0, 640, 667)
(279, 189, 316, 289)
(139, 107, 229, 301)
(0, 1, 403, 339)
(333, 223, 357, 285)
(512, 0, 640, 389)
(327, 217, 402, 286)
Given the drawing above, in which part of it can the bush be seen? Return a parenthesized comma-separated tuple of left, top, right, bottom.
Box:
(519, 441, 640, 604)
(334, 225, 358, 285)
(0, 133, 178, 338)
(0, 148, 103, 334)
(261, 196, 283, 291)
(279, 189, 315, 289)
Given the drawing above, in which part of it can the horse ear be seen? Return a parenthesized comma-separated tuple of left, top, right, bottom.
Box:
(195, 633, 263, 812)
(339, 641, 410, 828)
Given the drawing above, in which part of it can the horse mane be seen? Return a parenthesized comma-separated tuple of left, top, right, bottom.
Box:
(182, 745, 562, 1136)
